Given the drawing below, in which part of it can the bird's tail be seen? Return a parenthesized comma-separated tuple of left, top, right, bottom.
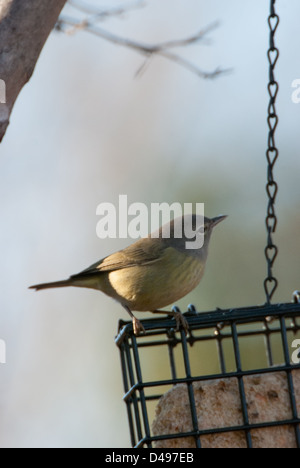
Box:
(29, 279, 72, 291)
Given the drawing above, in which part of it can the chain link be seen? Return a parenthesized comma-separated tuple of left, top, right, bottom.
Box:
(264, 0, 279, 304)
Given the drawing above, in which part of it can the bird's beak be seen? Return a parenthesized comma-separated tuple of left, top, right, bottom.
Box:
(211, 215, 228, 227)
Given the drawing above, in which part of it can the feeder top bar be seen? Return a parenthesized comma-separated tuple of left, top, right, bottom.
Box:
(115, 302, 300, 344)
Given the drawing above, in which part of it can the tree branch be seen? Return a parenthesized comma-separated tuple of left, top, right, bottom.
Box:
(0, 0, 229, 144)
(0, 0, 67, 143)
(68, 0, 146, 21)
(57, 15, 229, 80)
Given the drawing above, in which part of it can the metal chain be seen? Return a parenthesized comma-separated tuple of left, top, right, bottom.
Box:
(264, 0, 280, 304)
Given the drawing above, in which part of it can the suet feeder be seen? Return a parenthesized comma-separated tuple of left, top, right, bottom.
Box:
(115, 0, 300, 448)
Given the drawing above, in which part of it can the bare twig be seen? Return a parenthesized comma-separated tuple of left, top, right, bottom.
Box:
(57, 15, 230, 79)
(68, 0, 146, 21)
(152, 22, 219, 49)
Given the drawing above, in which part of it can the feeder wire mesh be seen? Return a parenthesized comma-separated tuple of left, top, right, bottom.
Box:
(116, 304, 300, 448)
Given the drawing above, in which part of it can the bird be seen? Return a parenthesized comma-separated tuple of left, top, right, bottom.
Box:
(29, 214, 227, 335)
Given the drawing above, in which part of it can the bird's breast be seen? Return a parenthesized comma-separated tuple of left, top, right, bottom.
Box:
(107, 247, 205, 311)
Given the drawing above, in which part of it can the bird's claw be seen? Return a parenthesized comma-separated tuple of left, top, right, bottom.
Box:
(132, 317, 146, 336)
(171, 306, 189, 336)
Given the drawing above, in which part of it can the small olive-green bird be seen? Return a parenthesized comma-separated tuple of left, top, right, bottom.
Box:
(30, 215, 226, 335)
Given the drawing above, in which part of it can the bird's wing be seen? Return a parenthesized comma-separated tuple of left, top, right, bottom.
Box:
(71, 237, 164, 279)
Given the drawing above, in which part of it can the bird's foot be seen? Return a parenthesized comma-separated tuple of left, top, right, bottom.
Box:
(151, 307, 190, 335)
(171, 306, 189, 336)
(132, 317, 146, 336)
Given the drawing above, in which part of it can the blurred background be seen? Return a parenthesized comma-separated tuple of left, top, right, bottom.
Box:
(0, 0, 299, 448)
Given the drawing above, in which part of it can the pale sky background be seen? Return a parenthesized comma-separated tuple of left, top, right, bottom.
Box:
(0, 0, 299, 448)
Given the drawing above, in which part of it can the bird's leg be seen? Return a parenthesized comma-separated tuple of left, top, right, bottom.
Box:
(123, 305, 145, 336)
(151, 306, 189, 336)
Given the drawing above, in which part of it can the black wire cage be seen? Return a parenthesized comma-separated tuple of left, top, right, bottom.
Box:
(115, 0, 300, 449)
(116, 300, 300, 448)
